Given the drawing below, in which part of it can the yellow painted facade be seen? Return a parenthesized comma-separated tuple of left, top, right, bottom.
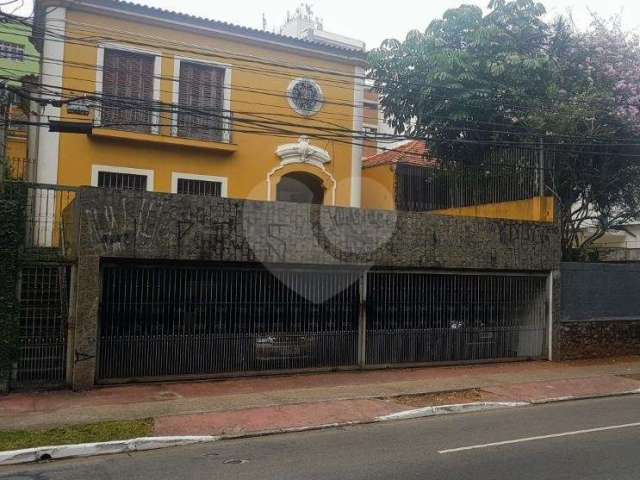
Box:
(361, 164, 395, 210)
(40, 2, 364, 207)
(362, 163, 555, 222)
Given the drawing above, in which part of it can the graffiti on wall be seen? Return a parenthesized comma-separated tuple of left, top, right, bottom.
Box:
(78, 190, 560, 270)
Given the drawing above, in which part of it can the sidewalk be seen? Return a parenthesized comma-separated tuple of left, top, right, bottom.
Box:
(2, 356, 640, 437)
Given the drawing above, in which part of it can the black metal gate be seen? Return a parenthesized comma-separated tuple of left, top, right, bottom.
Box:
(98, 263, 361, 381)
(366, 271, 548, 365)
(14, 264, 70, 387)
(97, 263, 549, 383)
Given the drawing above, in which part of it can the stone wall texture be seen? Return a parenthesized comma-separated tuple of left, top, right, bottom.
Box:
(556, 321, 640, 360)
(71, 188, 561, 271)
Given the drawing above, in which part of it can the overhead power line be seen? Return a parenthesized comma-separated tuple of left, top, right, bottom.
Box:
(0, 15, 630, 116)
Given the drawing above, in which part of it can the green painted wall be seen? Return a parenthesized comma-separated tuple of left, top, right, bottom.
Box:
(0, 19, 39, 85)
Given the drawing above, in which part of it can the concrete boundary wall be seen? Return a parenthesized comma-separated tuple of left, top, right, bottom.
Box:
(65, 188, 561, 389)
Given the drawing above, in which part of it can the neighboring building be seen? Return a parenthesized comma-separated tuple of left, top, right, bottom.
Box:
(583, 223, 640, 249)
(279, 4, 365, 51)
(32, 0, 367, 207)
(581, 222, 640, 262)
(0, 19, 40, 85)
(0, 18, 40, 180)
(362, 82, 403, 158)
(362, 84, 381, 158)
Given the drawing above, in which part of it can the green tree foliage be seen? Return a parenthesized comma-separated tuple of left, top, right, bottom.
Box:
(369, 0, 640, 259)
(0, 183, 26, 388)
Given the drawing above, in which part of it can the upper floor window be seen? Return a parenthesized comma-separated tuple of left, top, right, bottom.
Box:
(176, 61, 228, 142)
(0, 41, 24, 61)
(100, 48, 157, 134)
(364, 126, 378, 138)
(364, 102, 379, 119)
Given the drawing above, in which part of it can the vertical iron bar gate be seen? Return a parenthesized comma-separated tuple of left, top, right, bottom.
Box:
(98, 263, 549, 383)
(98, 263, 361, 381)
(14, 264, 70, 387)
(365, 271, 548, 366)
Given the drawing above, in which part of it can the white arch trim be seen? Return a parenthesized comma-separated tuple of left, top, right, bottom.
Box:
(268, 136, 337, 205)
(275, 136, 331, 169)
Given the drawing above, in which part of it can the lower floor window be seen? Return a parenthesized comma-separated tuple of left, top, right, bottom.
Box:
(97, 171, 148, 191)
(176, 178, 223, 197)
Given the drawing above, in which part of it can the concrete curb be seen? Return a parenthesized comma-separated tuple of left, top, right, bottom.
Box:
(375, 402, 529, 422)
(529, 388, 640, 405)
(0, 436, 219, 466)
(4, 390, 640, 466)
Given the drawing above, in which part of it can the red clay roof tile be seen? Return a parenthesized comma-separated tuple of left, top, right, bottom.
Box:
(362, 140, 437, 169)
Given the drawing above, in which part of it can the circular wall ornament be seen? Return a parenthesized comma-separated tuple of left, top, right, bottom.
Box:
(287, 78, 324, 117)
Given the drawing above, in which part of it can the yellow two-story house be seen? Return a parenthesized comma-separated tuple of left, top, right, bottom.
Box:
(32, 0, 367, 208)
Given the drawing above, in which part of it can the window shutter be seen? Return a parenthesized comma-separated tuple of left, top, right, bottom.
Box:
(178, 62, 225, 141)
(102, 49, 155, 133)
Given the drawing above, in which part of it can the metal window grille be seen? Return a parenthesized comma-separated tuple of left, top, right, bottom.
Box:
(176, 178, 222, 197)
(395, 145, 551, 211)
(98, 263, 361, 381)
(101, 49, 155, 133)
(97, 171, 148, 191)
(15, 265, 70, 387)
(0, 41, 24, 61)
(178, 62, 226, 142)
(366, 271, 548, 365)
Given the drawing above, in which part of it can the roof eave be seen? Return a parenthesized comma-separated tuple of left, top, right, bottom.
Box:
(41, 0, 368, 66)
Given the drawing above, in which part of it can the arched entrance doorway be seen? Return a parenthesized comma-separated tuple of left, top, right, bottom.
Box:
(276, 172, 325, 204)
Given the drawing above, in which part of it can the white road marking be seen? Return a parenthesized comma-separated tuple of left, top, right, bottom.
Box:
(439, 422, 640, 454)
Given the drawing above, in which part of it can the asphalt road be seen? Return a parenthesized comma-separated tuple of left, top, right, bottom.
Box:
(2, 395, 640, 480)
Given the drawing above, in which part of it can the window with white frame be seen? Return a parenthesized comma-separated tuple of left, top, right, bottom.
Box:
(175, 60, 230, 142)
(92, 165, 153, 191)
(0, 41, 24, 61)
(100, 48, 157, 133)
(172, 173, 227, 197)
(364, 126, 378, 138)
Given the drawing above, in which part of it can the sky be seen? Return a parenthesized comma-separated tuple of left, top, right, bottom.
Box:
(6, 0, 640, 49)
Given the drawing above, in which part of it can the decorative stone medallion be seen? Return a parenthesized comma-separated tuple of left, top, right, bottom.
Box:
(287, 78, 324, 117)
